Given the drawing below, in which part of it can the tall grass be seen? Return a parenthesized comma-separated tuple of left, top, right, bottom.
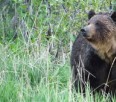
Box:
(0, 38, 114, 102)
(0, 0, 115, 102)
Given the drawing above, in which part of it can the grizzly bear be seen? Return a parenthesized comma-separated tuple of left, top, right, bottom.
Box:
(71, 10, 116, 94)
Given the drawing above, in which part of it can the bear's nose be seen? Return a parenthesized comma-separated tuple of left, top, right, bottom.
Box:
(81, 28, 88, 37)
(81, 27, 89, 37)
(81, 28, 86, 33)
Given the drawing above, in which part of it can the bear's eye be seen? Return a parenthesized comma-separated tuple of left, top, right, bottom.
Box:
(87, 22, 90, 25)
(95, 22, 99, 25)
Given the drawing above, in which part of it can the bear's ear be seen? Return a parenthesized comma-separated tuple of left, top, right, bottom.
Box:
(111, 11, 116, 22)
(88, 10, 95, 20)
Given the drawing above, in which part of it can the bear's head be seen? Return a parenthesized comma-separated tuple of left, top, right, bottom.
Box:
(81, 10, 116, 62)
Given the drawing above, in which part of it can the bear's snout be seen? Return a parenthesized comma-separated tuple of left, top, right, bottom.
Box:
(81, 27, 88, 37)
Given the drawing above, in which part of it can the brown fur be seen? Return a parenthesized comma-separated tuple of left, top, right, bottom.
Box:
(84, 14, 116, 63)
(71, 11, 116, 94)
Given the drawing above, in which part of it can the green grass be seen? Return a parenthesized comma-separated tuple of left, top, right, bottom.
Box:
(0, 0, 115, 102)
(0, 41, 114, 102)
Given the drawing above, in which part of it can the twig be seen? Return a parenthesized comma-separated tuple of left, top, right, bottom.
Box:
(104, 57, 116, 92)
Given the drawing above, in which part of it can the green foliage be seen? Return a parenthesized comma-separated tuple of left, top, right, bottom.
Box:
(0, 0, 114, 102)
(112, 0, 116, 11)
